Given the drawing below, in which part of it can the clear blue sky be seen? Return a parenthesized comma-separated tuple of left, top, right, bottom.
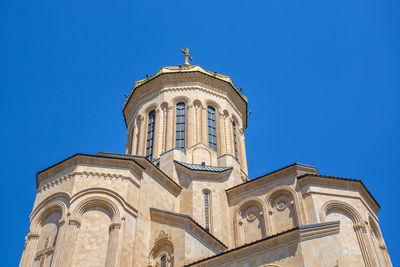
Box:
(1, 0, 399, 265)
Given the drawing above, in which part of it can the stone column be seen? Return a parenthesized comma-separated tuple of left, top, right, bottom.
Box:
(161, 105, 168, 153)
(165, 106, 173, 151)
(130, 119, 138, 155)
(50, 219, 67, 267)
(126, 124, 132, 155)
(57, 219, 81, 267)
(224, 116, 232, 155)
(194, 103, 201, 144)
(201, 107, 208, 145)
(19, 232, 39, 267)
(239, 129, 248, 173)
(218, 112, 226, 155)
(137, 116, 146, 157)
(354, 223, 376, 267)
(187, 104, 195, 148)
(105, 222, 121, 266)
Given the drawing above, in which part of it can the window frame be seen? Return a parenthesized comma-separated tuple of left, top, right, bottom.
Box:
(175, 102, 186, 150)
(232, 121, 238, 159)
(207, 106, 217, 151)
(203, 189, 212, 231)
(146, 110, 156, 160)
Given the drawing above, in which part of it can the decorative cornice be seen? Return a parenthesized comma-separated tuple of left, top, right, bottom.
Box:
(37, 171, 140, 193)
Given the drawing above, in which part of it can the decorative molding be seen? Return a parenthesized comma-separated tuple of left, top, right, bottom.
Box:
(37, 171, 140, 193)
(109, 222, 121, 231)
(68, 219, 81, 228)
(27, 233, 40, 240)
(155, 230, 170, 243)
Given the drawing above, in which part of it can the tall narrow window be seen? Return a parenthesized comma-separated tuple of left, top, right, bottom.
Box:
(160, 255, 167, 267)
(204, 191, 210, 231)
(207, 106, 217, 151)
(232, 121, 238, 159)
(175, 103, 186, 150)
(146, 110, 156, 160)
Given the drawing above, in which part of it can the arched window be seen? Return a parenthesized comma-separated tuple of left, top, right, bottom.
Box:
(146, 110, 156, 160)
(232, 121, 238, 159)
(160, 255, 167, 267)
(207, 106, 217, 151)
(175, 103, 186, 150)
(204, 190, 211, 231)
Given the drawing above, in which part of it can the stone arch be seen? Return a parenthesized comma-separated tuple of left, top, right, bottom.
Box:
(192, 99, 203, 144)
(31, 200, 66, 267)
(30, 193, 69, 233)
(171, 95, 190, 105)
(320, 200, 363, 225)
(235, 198, 266, 245)
(204, 99, 222, 113)
(192, 147, 212, 165)
(72, 195, 121, 223)
(149, 237, 174, 267)
(266, 187, 299, 235)
(231, 113, 240, 127)
(144, 103, 159, 114)
(320, 200, 375, 267)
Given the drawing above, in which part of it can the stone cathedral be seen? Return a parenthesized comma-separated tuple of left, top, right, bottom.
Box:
(20, 50, 392, 267)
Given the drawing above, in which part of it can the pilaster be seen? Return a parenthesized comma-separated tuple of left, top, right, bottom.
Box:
(105, 222, 122, 266)
(19, 232, 39, 267)
(50, 219, 67, 267)
(187, 104, 195, 148)
(59, 218, 81, 267)
(166, 105, 173, 151)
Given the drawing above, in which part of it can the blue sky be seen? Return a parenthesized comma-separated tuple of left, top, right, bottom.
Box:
(1, 0, 399, 265)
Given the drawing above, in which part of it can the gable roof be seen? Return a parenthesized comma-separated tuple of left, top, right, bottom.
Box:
(297, 173, 380, 208)
(225, 162, 317, 192)
(174, 160, 233, 173)
(150, 208, 227, 251)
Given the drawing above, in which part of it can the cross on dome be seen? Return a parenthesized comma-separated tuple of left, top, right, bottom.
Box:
(181, 47, 192, 67)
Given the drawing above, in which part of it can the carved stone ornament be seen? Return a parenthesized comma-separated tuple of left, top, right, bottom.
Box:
(155, 230, 170, 242)
(246, 212, 257, 222)
(275, 198, 288, 211)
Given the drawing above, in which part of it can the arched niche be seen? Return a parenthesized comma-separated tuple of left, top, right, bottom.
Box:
(236, 199, 266, 245)
(368, 216, 390, 267)
(320, 200, 375, 267)
(33, 207, 63, 267)
(70, 196, 122, 267)
(149, 234, 174, 267)
(266, 189, 298, 235)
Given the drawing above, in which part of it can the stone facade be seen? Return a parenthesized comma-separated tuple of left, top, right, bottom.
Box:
(20, 64, 392, 267)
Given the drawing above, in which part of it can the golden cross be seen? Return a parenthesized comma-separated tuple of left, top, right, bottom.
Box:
(181, 48, 192, 67)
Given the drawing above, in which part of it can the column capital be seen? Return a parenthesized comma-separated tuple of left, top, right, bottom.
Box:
(68, 219, 81, 228)
(27, 233, 40, 240)
(109, 222, 121, 231)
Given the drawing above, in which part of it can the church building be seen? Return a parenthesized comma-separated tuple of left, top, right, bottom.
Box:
(20, 50, 392, 266)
